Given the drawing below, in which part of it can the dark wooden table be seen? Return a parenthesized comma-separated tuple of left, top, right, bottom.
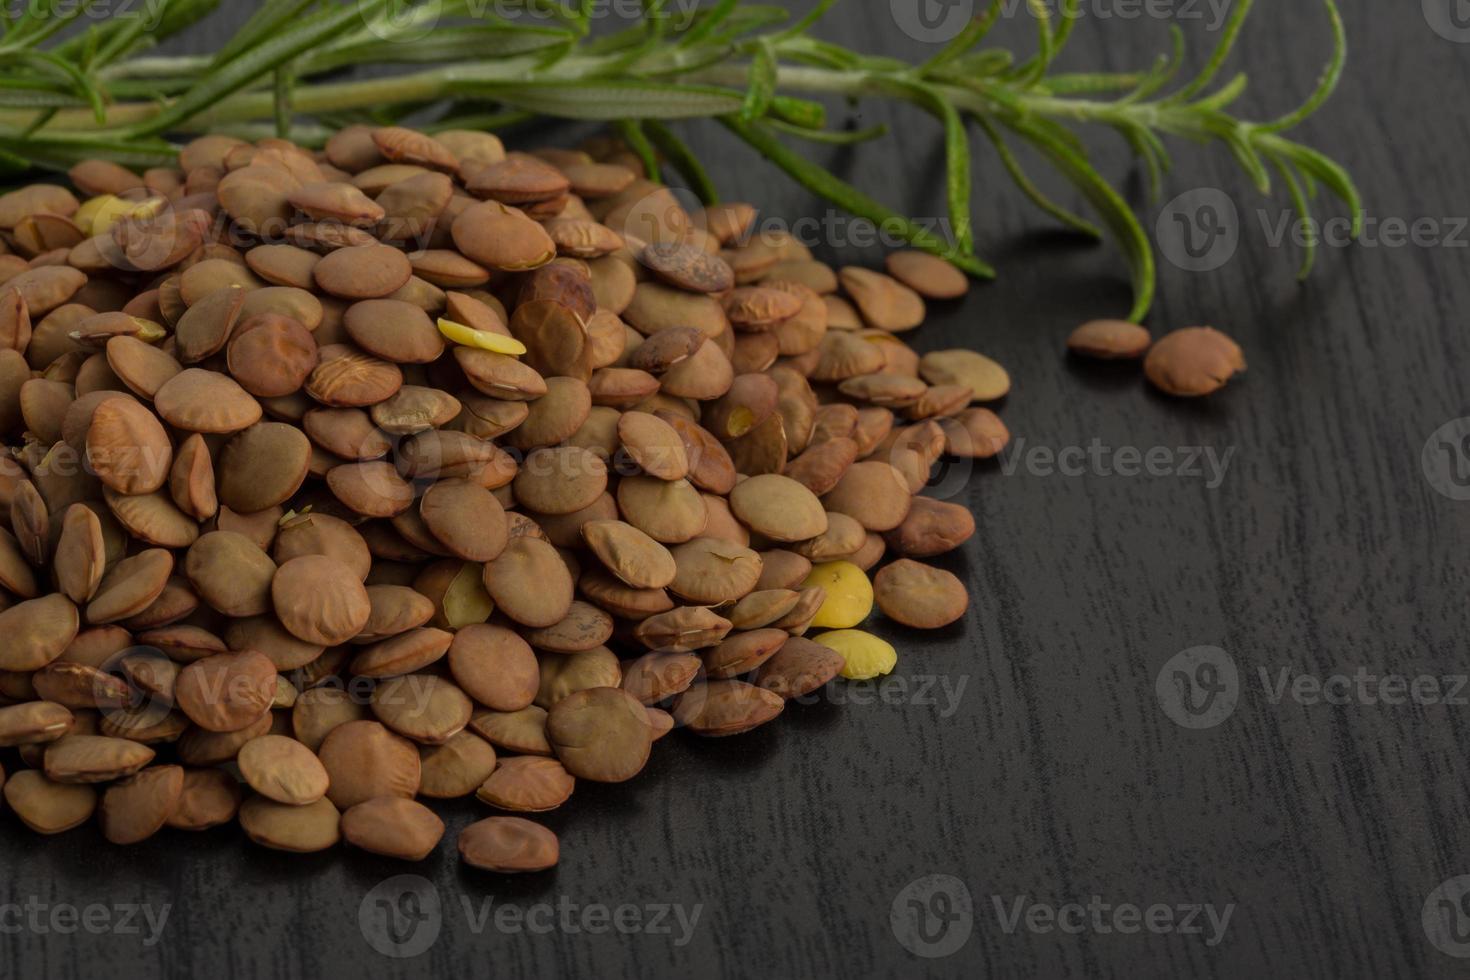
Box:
(3, 1, 1464, 977)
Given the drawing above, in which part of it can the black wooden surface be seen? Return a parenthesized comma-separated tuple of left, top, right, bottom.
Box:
(4, 1, 1467, 977)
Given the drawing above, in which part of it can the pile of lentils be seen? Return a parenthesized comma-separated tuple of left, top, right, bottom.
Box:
(0, 123, 1103, 872)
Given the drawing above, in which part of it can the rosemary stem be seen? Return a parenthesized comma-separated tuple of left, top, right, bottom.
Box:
(11, 55, 616, 134)
(9, 55, 1206, 141)
(693, 64, 1208, 141)
(194, 71, 453, 125)
(694, 64, 875, 97)
(98, 55, 213, 81)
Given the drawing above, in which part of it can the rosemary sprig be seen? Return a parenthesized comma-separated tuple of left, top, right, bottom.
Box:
(0, 0, 1362, 322)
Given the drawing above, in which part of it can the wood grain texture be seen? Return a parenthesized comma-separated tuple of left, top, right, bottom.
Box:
(2, 1, 1462, 977)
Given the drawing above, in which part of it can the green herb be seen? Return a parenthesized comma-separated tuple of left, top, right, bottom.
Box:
(0, 0, 1361, 322)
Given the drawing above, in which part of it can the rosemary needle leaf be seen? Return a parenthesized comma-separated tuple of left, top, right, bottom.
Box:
(772, 0, 839, 42)
(739, 37, 777, 121)
(900, 81, 975, 257)
(1052, 0, 1081, 54)
(0, 134, 178, 170)
(678, 0, 739, 48)
(306, 26, 575, 73)
(614, 118, 661, 182)
(212, 0, 315, 69)
(1220, 127, 1272, 195)
(20, 107, 59, 139)
(0, 146, 31, 175)
(1259, 0, 1347, 134)
(1010, 0, 1057, 87)
(1118, 123, 1168, 203)
(0, 0, 88, 54)
(1270, 140, 1363, 237)
(777, 35, 863, 71)
(923, 0, 1003, 72)
(767, 96, 826, 131)
(766, 119, 888, 145)
(645, 119, 720, 205)
(1118, 26, 1185, 105)
(0, 76, 88, 108)
(14, 49, 106, 124)
(273, 66, 292, 140)
(976, 115, 1102, 239)
(1270, 155, 1317, 279)
(126, 0, 393, 137)
(1045, 73, 1148, 97)
(722, 115, 995, 279)
(1010, 119, 1156, 323)
(489, 81, 746, 120)
(1194, 73, 1249, 113)
(63, 0, 220, 64)
(708, 5, 789, 44)
(1169, 0, 1255, 104)
(944, 48, 1013, 79)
